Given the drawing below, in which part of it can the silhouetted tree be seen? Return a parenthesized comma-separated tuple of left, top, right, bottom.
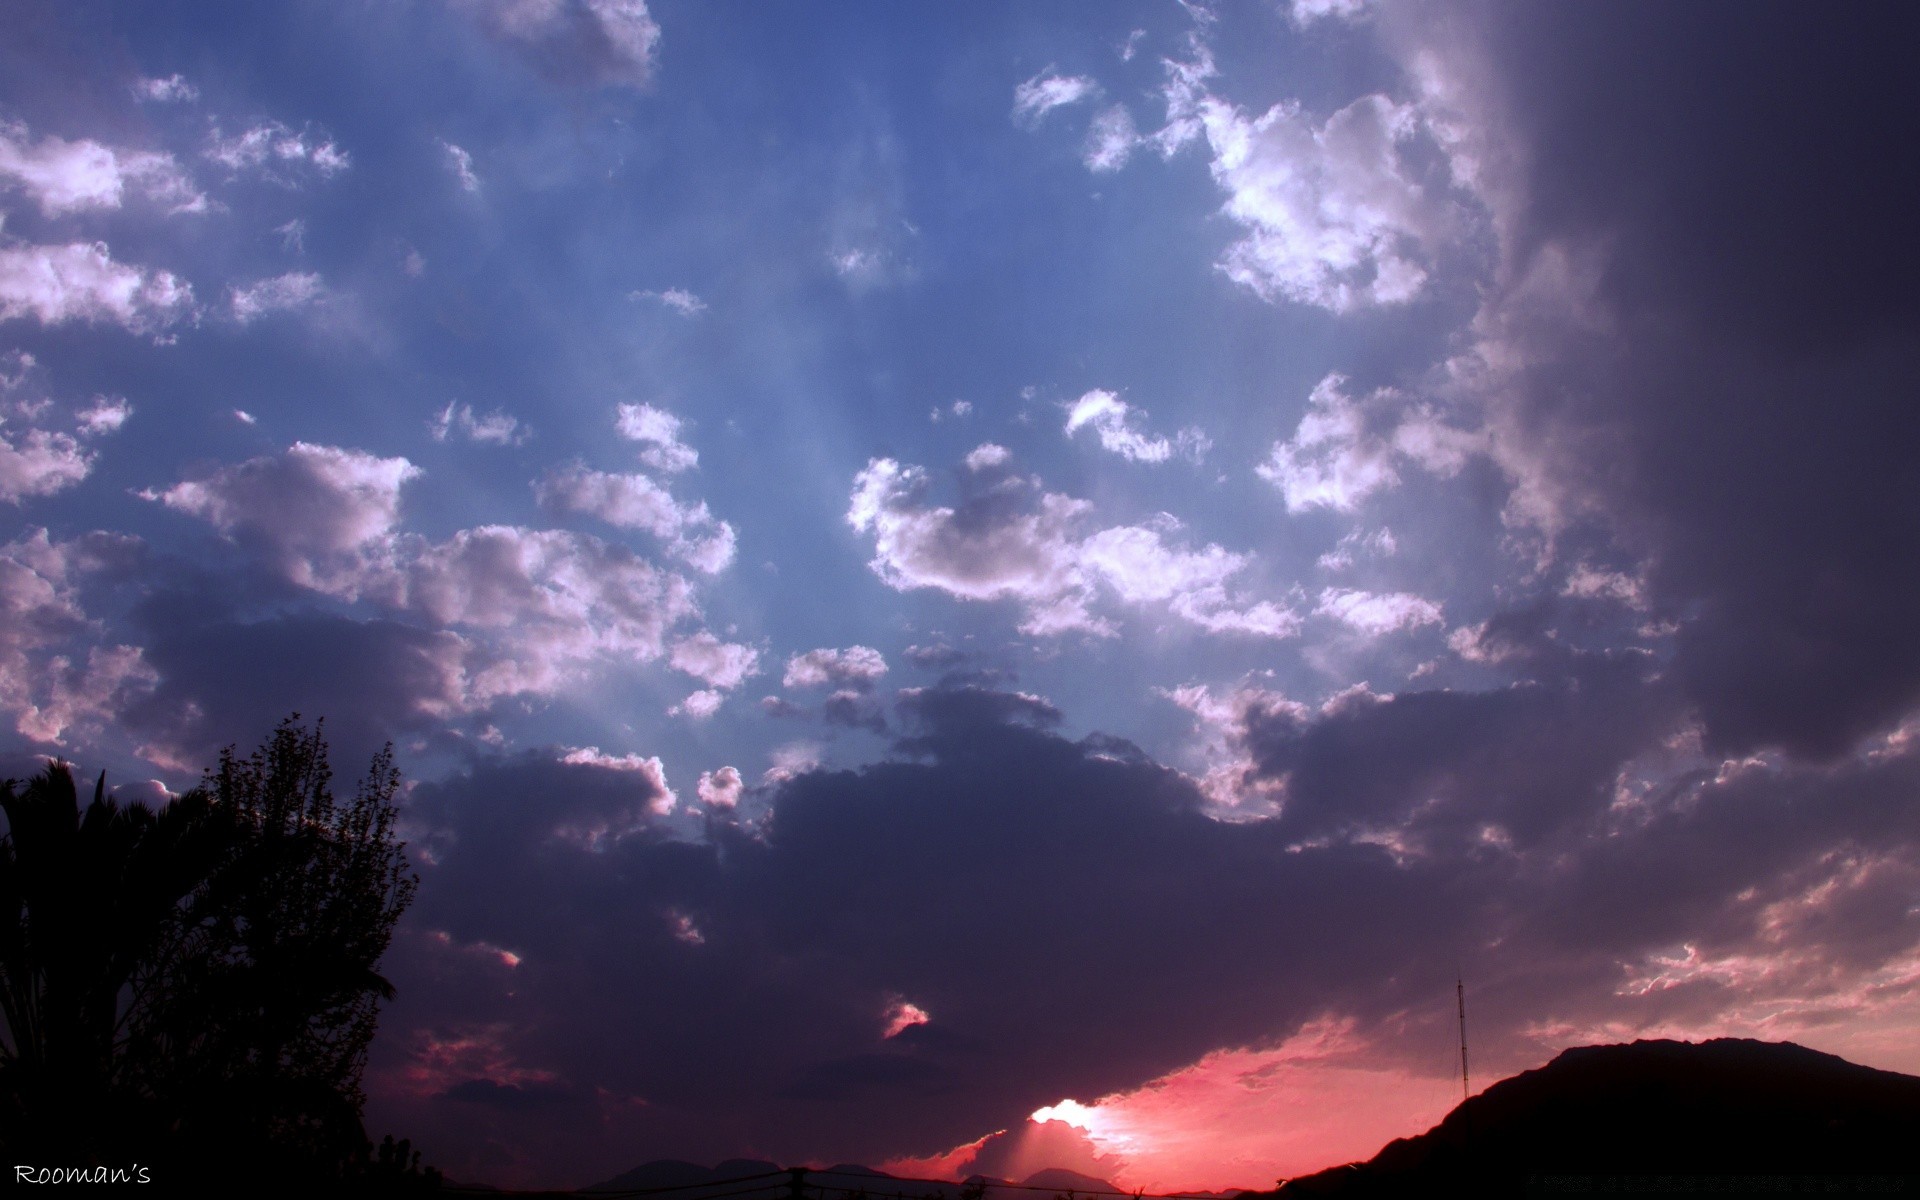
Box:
(0, 718, 422, 1190)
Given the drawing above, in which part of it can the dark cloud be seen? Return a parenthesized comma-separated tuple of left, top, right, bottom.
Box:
(1446, 1, 1920, 758)
(366, 682, 1920, 1188)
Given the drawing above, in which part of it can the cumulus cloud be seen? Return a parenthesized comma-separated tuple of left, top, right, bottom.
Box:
(205, 120, 349, 179)
(0, 354, 133, 503)
(0, 242, 194, 332)
(1157, 51, 1453, 311)
(441, 140, 480, 191)
(0, 121, 205, 215)
(151, 442, 417, 586)
(229, 271, 324, 324)
(614, 402, 698, 473)
(848, 456, 1294, 639)
(1257, 373, 1479, 511)
(697, 765, 743, 808)
(0, 423, 90, 504)
(1314, 587, 1444, 636)
(631, 288, 706, 316)
(430, 401, 527, 446)
(784, 646, 888, 691)
(148, 441, 726, 714)
(669, 632, 760, 691)
(1013, 73, 1098, 125)
(0, 528, 153, 744)
(372, 678, 1920, 1185)
(534, 462, 735, 573)
(1083, 106, 1140, 173)
(133, 74, 199, 104)
(1063, 389, 1208, 464)
(458, 0, 661, 89)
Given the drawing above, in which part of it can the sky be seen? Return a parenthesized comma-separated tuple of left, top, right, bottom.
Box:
(5, 0, 1920, 1190)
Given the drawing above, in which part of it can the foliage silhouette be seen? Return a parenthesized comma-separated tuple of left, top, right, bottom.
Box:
(0, 717, 427, 1191)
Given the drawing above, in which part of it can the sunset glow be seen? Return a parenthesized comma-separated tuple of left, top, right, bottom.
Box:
(7, 0, 1920, 1189)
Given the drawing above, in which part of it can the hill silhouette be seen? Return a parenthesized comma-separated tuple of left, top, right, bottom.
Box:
(582, 1159, 1132, 1200)
(1272, 1038, 1920, 1194)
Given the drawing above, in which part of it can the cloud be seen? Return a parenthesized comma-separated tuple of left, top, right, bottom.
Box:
(670, 632, 760, 691)
(1084, 106, 1140, 173)
(784, 646, 888, 691)
(1315, 587, 1443, 636)
(371, 678, 1920, 1186)
(0, 528, 154, 745)
(205, 120, 349, 179)
(133, 74, 199, 104)
(0, 353, 134, 503)
(229, 271, 325, 324)
(430, 401, 527, 446)
(1165, 72, 1452, 310)
(697, 766, 743, 808)
(0, 121, 205, 215)
(1013, 73, 1098, 125)
(1063, 390, 1208, 464)
(0, 242, 194, 332)
(1256, 374, 1479, 512)
(145, 440, 740, 727)
(534, 463, 735, 573)
(151, 442, 417, 586)
(0, 428, 90, 504)
(1375, 2, 1920, 759)
(848, 456, 1294, 639)
(458, 0, 661, 90)
(441, 140, 480, 192)
(631, 288, 706, 317)
(614, 402, 698, 473)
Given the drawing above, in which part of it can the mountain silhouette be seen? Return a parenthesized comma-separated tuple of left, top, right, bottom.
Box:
(583, 1159, 1125, 1199)
(1271, 1038, 1920, 1194)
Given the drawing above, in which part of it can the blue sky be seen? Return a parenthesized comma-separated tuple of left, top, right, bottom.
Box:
(8, 0, 1920, 1190)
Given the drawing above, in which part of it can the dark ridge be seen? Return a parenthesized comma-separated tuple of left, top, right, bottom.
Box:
(1270, 1038, 1920, 1195)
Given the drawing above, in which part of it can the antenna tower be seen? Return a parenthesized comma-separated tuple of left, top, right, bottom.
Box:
(1456, 976, 1470, 1102)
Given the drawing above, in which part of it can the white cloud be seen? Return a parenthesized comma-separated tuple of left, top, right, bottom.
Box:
(460, 0, 661, 89)
(229, 271, 324, 324)
(696, 765, 743, 808)
(1084, 106, 1140, 172)
(557, 746, 676, 814)
(670, 632, 760, 690)
(1316, 526, 1397, 571)
(1315, 586, 1444, 635)
(1169, 76, 1446, 311)
(632, 288, 706, 316)
(0, 528, 154, 744)
(670, 688, 724, 720)
(964, 443, 1010, 472)
(534, 462, 735, 573)
(848, 456, 1295, 639)
(1289, 0, 1366, 25)
(0, 122, 205, 216)
(156, 444, 724, 707)
(784, 646, 888, 690)
(205, 120, 349, 179)
(1014, 73, 1099, 125)
(1064, 389, 1208, 464)
(134, 74, 199, 104)
(76, 396, 133, 437)
(0, 428, 90, 503)
(1257, 373, 1480, 511)
(431, 400, 527, 446)
(441, 140, 480, 191)
(614, 402, 698, 473)
(151, 442, 417, 586)
(0, 352, 131, 502)
(0, 242, 194, 332)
